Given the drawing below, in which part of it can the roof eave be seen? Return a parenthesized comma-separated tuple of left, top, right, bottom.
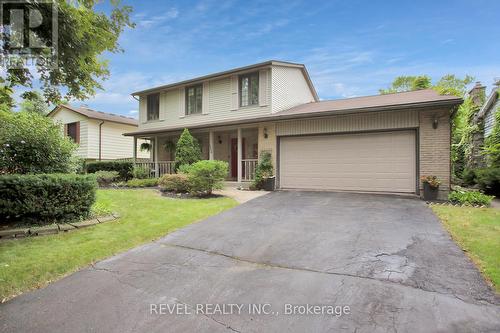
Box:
(130, 60, 307, 96)
(123, 98, 462, 137)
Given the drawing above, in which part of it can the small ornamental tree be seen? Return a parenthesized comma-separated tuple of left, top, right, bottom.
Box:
(174, 129, 202, 170)
(0, 111, 76, 174)
(253, 151, 274, 189)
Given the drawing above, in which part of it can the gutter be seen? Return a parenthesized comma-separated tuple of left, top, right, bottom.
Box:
(123, 98, 463, 137)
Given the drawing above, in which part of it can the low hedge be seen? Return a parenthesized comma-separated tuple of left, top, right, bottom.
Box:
(86, 161, 134, 180)
(448, 190, 494, 207)
(0, 174, 97, 226)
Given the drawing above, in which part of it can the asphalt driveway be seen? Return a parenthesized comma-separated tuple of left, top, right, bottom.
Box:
(1, 191, 499, 332)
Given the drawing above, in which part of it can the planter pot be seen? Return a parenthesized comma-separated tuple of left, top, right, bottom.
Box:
(423, 182, 439, 201)
(261, 176, 275, 191)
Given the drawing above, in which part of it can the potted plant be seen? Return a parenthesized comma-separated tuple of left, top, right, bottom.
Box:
(140, 142, 151, 152)
(253, 151, 275, 191)
(421, 175, 440, 201)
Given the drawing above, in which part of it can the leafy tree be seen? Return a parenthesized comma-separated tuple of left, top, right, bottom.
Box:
(379, 75, 431, 94)
(253, 151, 274, 189)
(1, 0, 134, 104)
(0, 78, 14, 112)
(174, 129, 202, 170)
(434, 75, 474, 97)
(19, 91, 49, 115)
(0, 110, 76, 174)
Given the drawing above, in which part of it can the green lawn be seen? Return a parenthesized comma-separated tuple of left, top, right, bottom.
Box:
(0, 189, 238, 301)
(431, 205, 500, 292)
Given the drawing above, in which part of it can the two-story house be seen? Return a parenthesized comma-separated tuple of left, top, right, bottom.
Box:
(49, 105, 149, 161)
(125, 60, 462, 199)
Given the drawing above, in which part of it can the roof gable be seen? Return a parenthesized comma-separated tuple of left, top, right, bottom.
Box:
(48, 105, 138, 126)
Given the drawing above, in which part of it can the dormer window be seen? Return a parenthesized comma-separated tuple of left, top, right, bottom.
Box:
(147, 93, 160, 121)
(185, 84, 203, 115)
(239, 72, 259, 107)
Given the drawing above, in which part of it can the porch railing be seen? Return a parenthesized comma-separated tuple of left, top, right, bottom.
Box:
(134, 161, 175, 178)
(242, 159, 258, 181)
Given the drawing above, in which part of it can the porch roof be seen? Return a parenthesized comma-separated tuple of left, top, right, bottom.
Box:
(124, 89, 462, 137)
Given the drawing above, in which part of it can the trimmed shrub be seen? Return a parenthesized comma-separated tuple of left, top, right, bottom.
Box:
(0, 174, 97, 226)
(253, 151, 274, 189)
(86, 160, 133, 180)
(174, 129, 202, 170)
(187, 160, 228, 196)
(132, 165, 150, 179)
(95, 170, 119, 187)
(159, 173, 190, 193)
(125, 178, 159, 187)
(0, 110, 76, 174)
(475, 167, 500, 196)
(448, 190, 494, 206)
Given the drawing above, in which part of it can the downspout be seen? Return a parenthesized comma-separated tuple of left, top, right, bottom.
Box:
(98, 121, 104, 161)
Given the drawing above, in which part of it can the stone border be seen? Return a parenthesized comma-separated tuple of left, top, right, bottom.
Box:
(0, 213, 120, 240)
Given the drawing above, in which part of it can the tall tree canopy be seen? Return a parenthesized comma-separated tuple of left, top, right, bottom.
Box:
(379, 75, 432, 94)
(1, 0, 134, 106)
(19, 91, 49, 115)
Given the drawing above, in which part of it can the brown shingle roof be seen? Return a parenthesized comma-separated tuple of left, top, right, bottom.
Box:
(276, 89, 462, 117)
(49, 105, 138, 126)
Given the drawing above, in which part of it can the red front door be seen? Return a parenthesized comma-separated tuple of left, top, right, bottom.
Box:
(230, 138, 245, 178)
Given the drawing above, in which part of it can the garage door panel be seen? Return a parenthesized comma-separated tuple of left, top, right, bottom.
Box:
(279, 131, 416, 193)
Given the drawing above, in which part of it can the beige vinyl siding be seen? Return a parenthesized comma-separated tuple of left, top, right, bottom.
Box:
(271, 66, 316, 113)
(48, 108, 88, 159)
(87, 119, 149, 160)
(484, 98, 499, 137)
(138, 69, 272, 130)
(276, 110, 418, 136)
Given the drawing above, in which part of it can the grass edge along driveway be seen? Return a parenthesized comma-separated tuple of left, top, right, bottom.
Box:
(431, 204, 500, 293)
(0, 189, 238, 302)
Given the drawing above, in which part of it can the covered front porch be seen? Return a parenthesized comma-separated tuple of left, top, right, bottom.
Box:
(132, 126, 259, 182)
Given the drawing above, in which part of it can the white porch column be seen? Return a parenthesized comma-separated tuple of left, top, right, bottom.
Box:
(209, 130, 215, 160)
(133, 136, 137, 163)
(154, 136, 159, 177)
(237, 128, 242, 183)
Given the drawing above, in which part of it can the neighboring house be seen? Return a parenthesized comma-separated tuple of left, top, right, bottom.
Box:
(125, 60, 462, 199)
(476, 80, 500, 137)
(48, 105, 149, 161)
(471, 80, 500, 167)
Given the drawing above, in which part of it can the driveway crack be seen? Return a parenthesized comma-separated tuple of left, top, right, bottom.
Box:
(164, 243, 498, 307)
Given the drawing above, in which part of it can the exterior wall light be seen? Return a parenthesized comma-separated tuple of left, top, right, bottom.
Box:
(432, 116, 439, 129)
(264, 127, 268, 138)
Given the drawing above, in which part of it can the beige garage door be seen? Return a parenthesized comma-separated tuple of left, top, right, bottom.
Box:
(279, 131, 416, 193)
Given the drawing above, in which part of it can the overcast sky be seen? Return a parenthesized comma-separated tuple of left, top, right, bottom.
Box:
(81, 0, 500, 117)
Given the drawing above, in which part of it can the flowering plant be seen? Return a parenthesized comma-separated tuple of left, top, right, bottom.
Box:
(420, 175, 441, 188)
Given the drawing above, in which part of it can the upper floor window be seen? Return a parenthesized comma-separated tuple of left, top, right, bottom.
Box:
(66, 122, 79, 144)
(147, 93, 160, 121)
(239, 72, 259, 107)
(185, 84, 202, 115)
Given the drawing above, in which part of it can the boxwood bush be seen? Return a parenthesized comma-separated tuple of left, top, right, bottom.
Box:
(0, 174, 97, 226)
(86, 160, 133, 180)
(159, 173, 190, 193)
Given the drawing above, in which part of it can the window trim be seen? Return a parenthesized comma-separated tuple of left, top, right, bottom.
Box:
(239, 71, 259, 107)
(146, 93, 160, 121)
(185, 84, 203, 115)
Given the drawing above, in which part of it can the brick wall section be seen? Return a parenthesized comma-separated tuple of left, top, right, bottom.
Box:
(419, 108, 451, 200)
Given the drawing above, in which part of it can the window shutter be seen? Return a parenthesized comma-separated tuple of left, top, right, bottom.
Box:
(178, 88, 185, 118)
(259, 69, 268, 106)
(230, 75, 238, 111)
(76, 121, 80, 144)
(202, 81, 209, 114)
(139, 96, 146, 123)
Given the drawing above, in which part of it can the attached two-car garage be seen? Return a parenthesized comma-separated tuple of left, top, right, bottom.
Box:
(279, 130, 417, 193)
